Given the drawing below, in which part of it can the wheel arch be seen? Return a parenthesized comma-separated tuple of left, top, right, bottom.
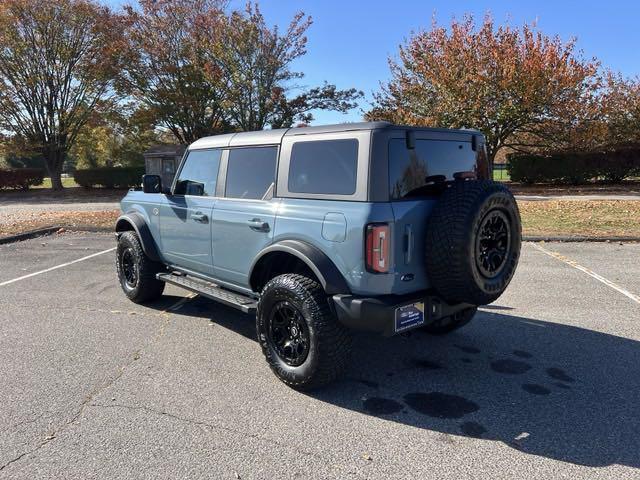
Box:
(249, 240, 351, 295)
(115, 213, 161, 262)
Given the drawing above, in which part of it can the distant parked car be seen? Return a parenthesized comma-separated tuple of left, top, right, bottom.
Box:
(115, 122, 522, 389)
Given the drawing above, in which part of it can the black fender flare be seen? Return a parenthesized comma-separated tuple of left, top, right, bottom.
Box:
(115, 212, 161, 262)
(249, 240, 351, 295)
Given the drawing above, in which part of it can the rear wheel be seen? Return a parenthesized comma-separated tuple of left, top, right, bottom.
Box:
(421, 307, 477, 335)
(116, 231, 165, 303)
(256, 274, 351, 390)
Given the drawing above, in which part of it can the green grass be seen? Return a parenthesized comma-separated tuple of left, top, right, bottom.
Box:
(493, 167, 510, 182)
(34, 177, 80, 189)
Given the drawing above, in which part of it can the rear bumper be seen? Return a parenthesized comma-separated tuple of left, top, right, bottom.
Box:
(332, 292, 473, 336)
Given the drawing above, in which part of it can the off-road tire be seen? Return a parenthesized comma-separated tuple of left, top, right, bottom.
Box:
(421, 307, 478, 335)
(256, 274, 352, 390)
(116, 231, 165, 303)
(425, 180, 521, 305)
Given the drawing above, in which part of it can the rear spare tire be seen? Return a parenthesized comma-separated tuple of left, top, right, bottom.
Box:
(425, 180, 521, 305)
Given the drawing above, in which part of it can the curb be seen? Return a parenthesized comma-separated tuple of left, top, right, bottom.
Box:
(66, 225, 113, 233)
(523, 236, 640, 243)
(0, 226, 61, 245)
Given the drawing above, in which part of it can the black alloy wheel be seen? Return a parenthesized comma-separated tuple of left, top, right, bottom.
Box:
(267, 301, 311, 367)
(120, 247, 139, 289)
(475, 209, 511, 279)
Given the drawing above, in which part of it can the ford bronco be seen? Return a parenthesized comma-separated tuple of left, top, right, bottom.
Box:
(115, 122, 521, 389)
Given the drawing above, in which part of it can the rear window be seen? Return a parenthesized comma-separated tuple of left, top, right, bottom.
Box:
(389, 139, 477, 199)
(288, 139, 358, 195)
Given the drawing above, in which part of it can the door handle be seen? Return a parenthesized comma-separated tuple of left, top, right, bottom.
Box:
(190, 211, 208, 223)
(248, 218, 270, 232)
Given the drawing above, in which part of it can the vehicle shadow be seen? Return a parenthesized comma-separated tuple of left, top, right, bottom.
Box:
(158, 295, 640, 469)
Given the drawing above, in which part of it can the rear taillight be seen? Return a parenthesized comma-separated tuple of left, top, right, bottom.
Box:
(366, 223, 390, 273)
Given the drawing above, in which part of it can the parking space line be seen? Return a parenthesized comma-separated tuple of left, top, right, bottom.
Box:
(531, 242, 640, 306)
(0, 247, 116, 287)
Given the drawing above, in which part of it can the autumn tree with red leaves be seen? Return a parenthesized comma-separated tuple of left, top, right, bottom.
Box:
(119, 0, 229, 144)
(0, 0, 124, 190)
(120, 1, 362, 142)
(367, 15, 600, 164)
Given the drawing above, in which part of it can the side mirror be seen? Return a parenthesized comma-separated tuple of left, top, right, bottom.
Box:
(185, 181, 204, 196)
(142, 174, 162, 194)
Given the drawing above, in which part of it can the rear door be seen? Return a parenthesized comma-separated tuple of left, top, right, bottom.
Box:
(211, 146, 279, 289)
(388, 135, 480, 294)
(159, 148, 222, 276)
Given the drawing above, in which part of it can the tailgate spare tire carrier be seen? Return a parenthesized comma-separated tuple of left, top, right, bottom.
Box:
(424, 180, 521, 305)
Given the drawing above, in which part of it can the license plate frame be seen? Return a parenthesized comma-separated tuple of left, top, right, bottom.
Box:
(394, 301, 426, 333)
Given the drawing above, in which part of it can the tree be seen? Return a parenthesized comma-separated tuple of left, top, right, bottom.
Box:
(209, 3, 362, 131)
(121, 1, 363, 141)
(69, 106, 163, 169)
(120, 0, 230, 144)
(599, 73, 640, 147)
(0, 0, 124, 189)
(367, 15, 599, 164)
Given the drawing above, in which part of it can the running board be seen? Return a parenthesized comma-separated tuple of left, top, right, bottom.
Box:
(156, 272, 257, 314)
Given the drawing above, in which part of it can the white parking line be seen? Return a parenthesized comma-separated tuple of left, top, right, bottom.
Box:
(0, 247, 116, 287)
(531, 243, 640, 306)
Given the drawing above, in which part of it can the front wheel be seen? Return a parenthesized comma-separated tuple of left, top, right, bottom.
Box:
(256, 274, 352, 390)
(116, 231, 165, 303)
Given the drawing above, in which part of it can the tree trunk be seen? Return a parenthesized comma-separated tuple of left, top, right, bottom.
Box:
(43, 148, 66, 191)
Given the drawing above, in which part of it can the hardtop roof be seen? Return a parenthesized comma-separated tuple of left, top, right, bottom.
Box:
(188, 121, 481, 150)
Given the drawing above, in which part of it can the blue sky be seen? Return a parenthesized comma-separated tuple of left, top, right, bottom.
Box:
(107, 0, 640, 125)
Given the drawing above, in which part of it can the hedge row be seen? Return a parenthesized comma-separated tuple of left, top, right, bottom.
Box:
(73, 167, 145, 188)
(507, 147, 640, 184)
(0, 168, 45, 190)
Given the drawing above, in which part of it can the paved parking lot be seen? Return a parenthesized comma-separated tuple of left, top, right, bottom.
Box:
(1, 232, 639, 479)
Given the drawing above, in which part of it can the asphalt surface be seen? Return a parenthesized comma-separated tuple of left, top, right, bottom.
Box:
(1, 233, 639, 479)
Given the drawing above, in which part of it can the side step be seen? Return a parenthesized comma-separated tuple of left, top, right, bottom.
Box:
(156, 272, 257, 314)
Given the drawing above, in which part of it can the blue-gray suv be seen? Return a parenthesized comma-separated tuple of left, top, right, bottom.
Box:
(115, 121, 521, 389)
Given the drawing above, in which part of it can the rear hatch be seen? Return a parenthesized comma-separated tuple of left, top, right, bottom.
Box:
(386, 130, 488, 294)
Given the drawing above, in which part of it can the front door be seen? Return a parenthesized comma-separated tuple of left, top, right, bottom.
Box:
(211, 146, 279, 289)
(159, 148, 222, 276)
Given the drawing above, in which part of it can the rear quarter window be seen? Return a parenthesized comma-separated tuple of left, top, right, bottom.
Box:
(389, 139, 477, 199)
(288, 139, 358, 195)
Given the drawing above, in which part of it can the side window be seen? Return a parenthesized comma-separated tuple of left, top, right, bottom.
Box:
(225, 147, 277, 200)
(174, 149, 221, 196)
(288, 139, 358, 195)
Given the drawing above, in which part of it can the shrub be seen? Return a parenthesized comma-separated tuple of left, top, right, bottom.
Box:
(0, 168, 45, 190)
(590, 146, 640, 183)
(507, 147, 640, 184)
(73, 167, 145, 188)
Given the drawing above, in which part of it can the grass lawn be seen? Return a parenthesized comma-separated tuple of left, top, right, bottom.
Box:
(519, 200, 640, 238)
(493, 168, 510, 182)
(33, 177, 80, 189)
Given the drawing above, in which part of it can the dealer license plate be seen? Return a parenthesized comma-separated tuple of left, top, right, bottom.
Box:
(394, 302, 425, 333)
